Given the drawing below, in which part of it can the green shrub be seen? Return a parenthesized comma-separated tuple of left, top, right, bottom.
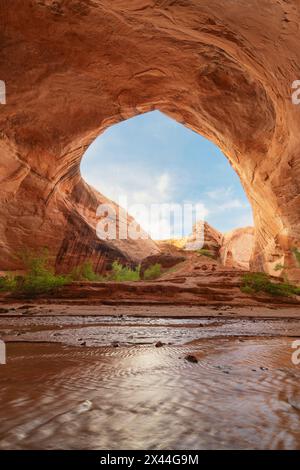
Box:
(0, 274, 18, 292)
(197, 248, 216, 259)
(241, 272, 300, 297)
(70, 261, 105, 281)
(109, 261, 140, 282)
(81, 261, 100, 281)
(292, 247, 300, 267)
(144, 263, 162, 280)
(21, 271, 67, 295)
(0, 249, 69, 296)
(20, 249, 69, 295)
(72, 261, 140, 282)
(0, 254, 147, 295)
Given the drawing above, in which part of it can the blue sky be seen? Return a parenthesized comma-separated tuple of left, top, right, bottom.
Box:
(81, 111, 253, 239)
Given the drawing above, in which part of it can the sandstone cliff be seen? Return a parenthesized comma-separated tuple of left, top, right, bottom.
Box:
(0, 0, 299, 280)
(165, 221, 255, 270)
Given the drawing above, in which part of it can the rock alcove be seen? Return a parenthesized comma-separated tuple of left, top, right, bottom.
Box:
(0, 0, 299, 281)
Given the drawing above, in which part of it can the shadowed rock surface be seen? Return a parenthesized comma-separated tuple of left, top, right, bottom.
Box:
(182, 221, 223, 257)
(140, 253, 185, 278)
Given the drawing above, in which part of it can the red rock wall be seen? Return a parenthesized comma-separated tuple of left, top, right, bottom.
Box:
(0, 0, 299, 279)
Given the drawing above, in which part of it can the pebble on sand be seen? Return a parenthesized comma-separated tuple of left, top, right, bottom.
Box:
(185, 354, 198, 363)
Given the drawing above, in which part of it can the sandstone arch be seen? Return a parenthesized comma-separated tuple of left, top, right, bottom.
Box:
(0, 0, 299, 280)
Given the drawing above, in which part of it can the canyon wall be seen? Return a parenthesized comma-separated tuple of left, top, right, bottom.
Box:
(0, 0, 300, 279)
(220, 227, 255, 271)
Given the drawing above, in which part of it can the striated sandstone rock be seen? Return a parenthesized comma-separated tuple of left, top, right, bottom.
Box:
(184, 221, 222, 258)
(220, 227, 255, 270)
(162, 221, 222, 257)
(167, 221, 255, 270)
(0, 0, 300, 280)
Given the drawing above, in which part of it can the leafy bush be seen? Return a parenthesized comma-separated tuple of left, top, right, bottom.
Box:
(0, 249, 69, 296)
(70, 261, 105, 281)
(197, 248, 216, 259)
(109, 261, 140, 282)
(143, 263, 162, 280)
(0, 274, 18, 292)
(71, 261, 139, 282)
(21, 271, 67, 295)
(241, 272, 300, 297)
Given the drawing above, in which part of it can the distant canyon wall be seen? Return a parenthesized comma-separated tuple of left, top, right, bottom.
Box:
(178, 221, 255, 271)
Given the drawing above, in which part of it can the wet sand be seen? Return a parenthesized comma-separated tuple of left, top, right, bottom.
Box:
(1, 305, 300, 449)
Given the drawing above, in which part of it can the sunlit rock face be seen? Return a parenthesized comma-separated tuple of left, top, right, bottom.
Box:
(220, 227, 255, 271)
(184, 222, 222, 258)
(177, 222, 255, 271)
(0, 0, 299, 279)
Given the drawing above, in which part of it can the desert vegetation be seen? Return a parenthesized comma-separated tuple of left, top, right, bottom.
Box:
(70, 260, 141, 282)
(0, 249, 68, 296)
(197, 248, 217, 259)
(70, 261, 105, 282)
(108, 261, 141, 282)
(1, 249, 299, 299)
(292, 247, 300, 266)
(241, 272, 300, 297)
(143, 263, 162, 280)
(0, 251, 165, 297)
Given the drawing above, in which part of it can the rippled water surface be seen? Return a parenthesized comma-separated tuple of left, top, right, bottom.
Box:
(1, 315, 300, 346)
(1, 335, 300, 449)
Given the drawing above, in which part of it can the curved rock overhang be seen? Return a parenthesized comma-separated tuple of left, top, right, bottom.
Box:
(0, 0, 299, 279)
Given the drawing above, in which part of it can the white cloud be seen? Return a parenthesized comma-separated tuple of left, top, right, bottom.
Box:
(83, 162, 213, 239)
(203, 185, 254, 231)
(206, 186, 233, 200)
(235, 212, 254, 228)
(157, 173, 170, 197)
(84, 164, 173, 205)
(205, 186, 249, 213)
(214, 199, 246, 211)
